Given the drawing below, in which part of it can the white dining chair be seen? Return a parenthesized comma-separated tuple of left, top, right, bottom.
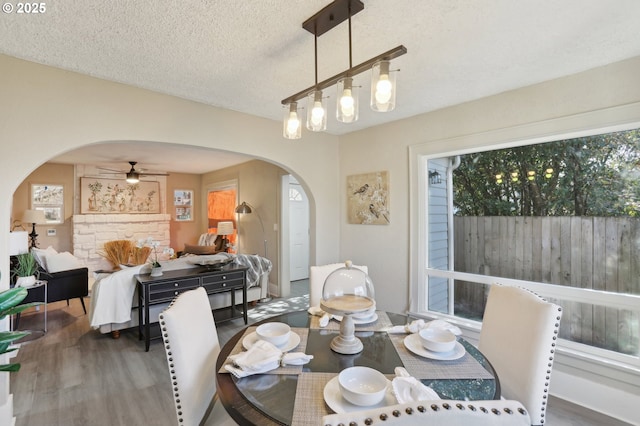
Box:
(159, 287, 237, 426)
(478, 284, 562, 426)
(322, 399, 531, 425)
(309, 262, 369, 308)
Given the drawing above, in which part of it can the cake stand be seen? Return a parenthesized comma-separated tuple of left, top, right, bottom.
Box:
(320, 294, 375, 354)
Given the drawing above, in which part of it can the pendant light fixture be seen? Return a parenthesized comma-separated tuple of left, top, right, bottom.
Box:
(283, 101, 301, 139)
(281, 0, 406, 139)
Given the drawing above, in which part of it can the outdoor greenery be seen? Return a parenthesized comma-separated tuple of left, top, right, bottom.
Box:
(453, 129, 640, 217)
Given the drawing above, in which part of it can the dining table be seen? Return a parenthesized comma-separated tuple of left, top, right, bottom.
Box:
(215, 310, 500, 426)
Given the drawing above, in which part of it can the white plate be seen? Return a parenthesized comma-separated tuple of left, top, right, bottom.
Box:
(323, 376, 397, 414)
(333, 312, 379, 325)
(242, 331, 301, 352)
(403, 333, 466, 360)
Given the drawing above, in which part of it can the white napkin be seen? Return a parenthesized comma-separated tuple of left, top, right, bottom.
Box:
(308, 306, 333, 327)
(224, 340, 313, 378)
(387, 319, 461, 336)
(391, 367, 440, 404)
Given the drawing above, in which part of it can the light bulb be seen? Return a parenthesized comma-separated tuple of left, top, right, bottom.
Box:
(375, 74, 392, 105)
(311, 101, 324, 125)
(306, 90, 326, 131)
(287, 111, 300, 136)
(340, 89, 355, 117)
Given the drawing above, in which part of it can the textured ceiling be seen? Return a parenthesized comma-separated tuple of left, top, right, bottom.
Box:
(2, 0, 640, 173)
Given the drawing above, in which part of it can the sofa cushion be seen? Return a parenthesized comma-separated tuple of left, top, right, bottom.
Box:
(47, 251, 83, 273)
(183, 243, 219, 255)
(32, 246, 58, 271)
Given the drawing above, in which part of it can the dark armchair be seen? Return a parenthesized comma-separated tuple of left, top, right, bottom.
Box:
(10, 255, 89, 316)
(33, 266, 89, 312)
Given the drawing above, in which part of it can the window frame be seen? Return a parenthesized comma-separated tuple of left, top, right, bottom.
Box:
(409, 102, 640, 384)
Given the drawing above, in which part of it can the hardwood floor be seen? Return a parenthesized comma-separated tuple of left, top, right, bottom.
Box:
(10, 283, 632, 425)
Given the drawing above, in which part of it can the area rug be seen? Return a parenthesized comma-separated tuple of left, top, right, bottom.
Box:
(247, 294, 309, 322)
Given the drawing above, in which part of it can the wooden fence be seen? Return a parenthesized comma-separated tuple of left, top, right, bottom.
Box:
(453, 216, 639, 355)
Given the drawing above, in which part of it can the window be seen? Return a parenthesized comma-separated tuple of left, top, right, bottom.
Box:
(413, 119, 640, 371)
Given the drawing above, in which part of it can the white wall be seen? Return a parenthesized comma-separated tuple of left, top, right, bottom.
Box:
(0, 54, 340, 422)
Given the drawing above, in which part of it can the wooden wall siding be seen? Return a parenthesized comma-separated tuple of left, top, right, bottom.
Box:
(453, 216, 640, 355)
(428, 159, 449, 313)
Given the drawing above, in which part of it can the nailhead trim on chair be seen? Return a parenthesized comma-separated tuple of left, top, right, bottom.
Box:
(324, 402, 529, 425)
(160, 297, 187, 425)
(515, 287, 563, 425)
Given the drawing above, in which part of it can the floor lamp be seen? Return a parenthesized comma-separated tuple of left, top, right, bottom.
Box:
(235, 202, 267, 258)
(22, 209, 46, 249)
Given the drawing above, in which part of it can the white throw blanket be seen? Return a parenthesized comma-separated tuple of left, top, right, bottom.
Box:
(234, 254, 272, 288)
(89, 264, 146, 329)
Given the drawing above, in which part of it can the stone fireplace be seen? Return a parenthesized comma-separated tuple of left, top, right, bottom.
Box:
(73, 213, 171, 274)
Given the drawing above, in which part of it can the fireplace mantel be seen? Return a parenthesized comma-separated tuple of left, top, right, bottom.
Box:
(73, 213, 171, 274)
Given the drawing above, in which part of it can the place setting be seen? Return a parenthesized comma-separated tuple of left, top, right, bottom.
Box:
(292, 365, 440, 424)
(219, 322, 312, 376)
(386, 319, 493, 380)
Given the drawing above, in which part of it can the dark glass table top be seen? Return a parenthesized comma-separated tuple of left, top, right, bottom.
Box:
(215, 310, 499, 426)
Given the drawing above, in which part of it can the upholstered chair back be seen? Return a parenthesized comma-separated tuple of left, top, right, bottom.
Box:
(478, 285, 562, 426)
(322, 400, 531, 426)
(309, 263, 368, 308)
(159, 287, 236, 426)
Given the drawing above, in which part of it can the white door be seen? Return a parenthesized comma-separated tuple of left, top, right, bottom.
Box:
(289, 178, 309, 281)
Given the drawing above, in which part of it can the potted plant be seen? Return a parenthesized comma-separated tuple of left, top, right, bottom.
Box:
(1, 277, 39, 371)
(10, 252, 40, 288)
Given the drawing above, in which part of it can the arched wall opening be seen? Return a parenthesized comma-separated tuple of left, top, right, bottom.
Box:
(0, 55, 340, 298)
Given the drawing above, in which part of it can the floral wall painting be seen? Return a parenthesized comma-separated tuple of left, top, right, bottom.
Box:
(347, 171, 390, 225)
(80, 177, 160, 214)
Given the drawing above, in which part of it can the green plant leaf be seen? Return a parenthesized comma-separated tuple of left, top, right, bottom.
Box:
(0, 331, 30, 346)
(0, 302, 42, 320)
(0, 287, 28, 311)
(0, 364, 21, 372)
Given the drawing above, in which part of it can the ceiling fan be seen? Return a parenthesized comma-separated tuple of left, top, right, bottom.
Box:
(98, 161, 169, 183)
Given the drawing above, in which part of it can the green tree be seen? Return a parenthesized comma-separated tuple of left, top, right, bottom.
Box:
(453, 129, 640, 217)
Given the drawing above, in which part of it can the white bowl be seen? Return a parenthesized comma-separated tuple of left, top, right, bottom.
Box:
(418, 328, 457, 353)
(256, 322, 291, 347)
(338, 366, 388, 406)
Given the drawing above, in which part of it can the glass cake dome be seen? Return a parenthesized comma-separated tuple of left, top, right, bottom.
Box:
(321, 260, 375, 316)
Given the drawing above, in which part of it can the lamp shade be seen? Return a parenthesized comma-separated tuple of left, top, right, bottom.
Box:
(22, 209, 46, 224)
(370, 60, 396, 112)
(283, 102, 302, 139)
(217, 221, 234, 236)
(336, 77, 359, 123)
(235, 202, 252, 214)
(9, 231, 29, 256)
(306, 90, 327, 132)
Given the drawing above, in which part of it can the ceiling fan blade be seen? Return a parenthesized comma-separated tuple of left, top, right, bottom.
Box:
(97, 166, 125, 173)
(140, 172, 170, 176)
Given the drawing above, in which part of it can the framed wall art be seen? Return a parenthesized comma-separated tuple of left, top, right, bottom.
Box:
(174, 189, 194, 221)
(80, 177, 160, 214)
(31, 183, 64, 224)
(347, 171, 390, 225)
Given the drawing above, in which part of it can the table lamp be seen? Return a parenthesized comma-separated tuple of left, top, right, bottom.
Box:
(22, 209, 46, 248)
(217, 221, 234, 253)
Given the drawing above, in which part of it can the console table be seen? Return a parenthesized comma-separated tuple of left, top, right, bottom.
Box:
(136, 265, 248, 351)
